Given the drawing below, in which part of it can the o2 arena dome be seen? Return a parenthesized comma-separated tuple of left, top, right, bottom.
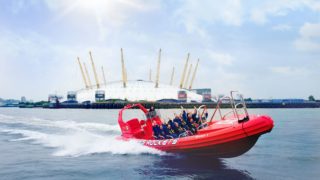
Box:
(76, 80, 203, 103)
(64, 49, 204, 103)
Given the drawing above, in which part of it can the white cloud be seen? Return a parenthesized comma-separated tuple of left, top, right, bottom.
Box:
(175, 0, 243, 36)
(270, 66, 308, 76)
(42, 0, 160, 40)
(294, 22, 320, 52)
(174, 0, 320, 38)
(45, 0, 159, 24)
(250, 0, 320, 25)
(207, 51, 234, 66)
(272, 24, 292, 31)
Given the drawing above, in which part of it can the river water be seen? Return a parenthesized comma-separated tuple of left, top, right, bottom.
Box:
(0, 108, 319, 179)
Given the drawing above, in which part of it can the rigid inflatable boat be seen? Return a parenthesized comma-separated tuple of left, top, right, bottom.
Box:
(118, 92, 274, 158)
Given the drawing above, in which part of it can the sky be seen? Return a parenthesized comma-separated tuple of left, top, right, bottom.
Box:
(0, 0, 319, 101)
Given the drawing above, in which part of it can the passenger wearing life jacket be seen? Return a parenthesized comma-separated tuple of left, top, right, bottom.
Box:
(198, 107, 209, 129)
(152, 122, 164, 139)
(158, 124, 167, 139)
(173, 113, 189, 130)
(173, 113, 182, 125)
(162, 123, 177, 139)
(173, 122, 187, 137)
(187, 113, 198, 134)
(192, 107, 200, 124)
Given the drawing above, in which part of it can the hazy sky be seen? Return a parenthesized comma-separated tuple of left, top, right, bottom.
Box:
(0, 0, 319, 101)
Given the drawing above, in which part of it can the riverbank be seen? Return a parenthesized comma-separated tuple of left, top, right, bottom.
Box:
(36, 101, 320, 109)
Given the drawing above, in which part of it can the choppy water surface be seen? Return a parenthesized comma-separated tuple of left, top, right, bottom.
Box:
(0, 108, 319, 179)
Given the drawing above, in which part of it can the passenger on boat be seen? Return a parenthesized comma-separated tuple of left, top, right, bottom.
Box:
(192, 107, 200, 124)
(187, 113, 198, 134)
(162, 123, 177, 139)
(181, 110, 197, 134)
(197, 107, 208, 129)
(158, 124, 167, 139)
(173, 113, 189, 130)
(152, 122, 164, 139)
(172, 122, 188, 137)
(147, 106, 157, 119)
(204, 107, 209, 119)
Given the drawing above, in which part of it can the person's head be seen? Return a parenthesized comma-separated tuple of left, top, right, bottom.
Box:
(159, 124, 163, 129)
(150, 106, 154, 111)
(188, 113, 192, 118)
(167, 124, 171, 129)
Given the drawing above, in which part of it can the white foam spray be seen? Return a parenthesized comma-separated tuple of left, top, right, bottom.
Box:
(0, 114, 164, 157)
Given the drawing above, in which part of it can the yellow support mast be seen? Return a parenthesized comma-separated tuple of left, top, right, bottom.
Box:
(120, 48, 127, 88)
(77, 57, 89, 89)
(184, 63, 193, 89)
(101, 66, 107, 85)
(189, 59, 199, 90)
(170, 67, 175, 86)
(180, 53, 189, 89)
(155, 49, 161, 88)
(83, 62, 92, 88)
(89, 51, 100, 89)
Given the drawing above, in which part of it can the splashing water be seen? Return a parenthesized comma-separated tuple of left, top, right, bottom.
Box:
(0, 113, 164, 157)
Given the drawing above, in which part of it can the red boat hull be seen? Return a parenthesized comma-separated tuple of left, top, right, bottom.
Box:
(134, 115, 273, 157)
(118, 104, 274, 158)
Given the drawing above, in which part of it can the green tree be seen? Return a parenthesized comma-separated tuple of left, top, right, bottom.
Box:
(308, 95, 315, 101)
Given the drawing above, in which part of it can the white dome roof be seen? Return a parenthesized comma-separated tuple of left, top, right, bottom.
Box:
(75, 80, 202, 102)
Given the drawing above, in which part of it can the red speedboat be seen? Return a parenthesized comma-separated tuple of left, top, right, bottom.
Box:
(118, 92, 274, 158)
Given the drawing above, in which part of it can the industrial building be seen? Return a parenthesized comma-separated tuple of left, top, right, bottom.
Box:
(60, 49, 210, 103)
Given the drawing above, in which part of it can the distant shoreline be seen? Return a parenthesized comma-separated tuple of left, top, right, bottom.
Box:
(11, 101, 320, 109)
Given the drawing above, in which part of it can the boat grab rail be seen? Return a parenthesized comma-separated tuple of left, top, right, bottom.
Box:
(209, 91, 249, 123)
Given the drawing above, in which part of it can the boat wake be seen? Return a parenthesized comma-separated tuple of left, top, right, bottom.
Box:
(0, 114, 164, 157)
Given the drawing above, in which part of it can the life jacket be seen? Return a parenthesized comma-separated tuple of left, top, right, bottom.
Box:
(173, 118, 182, 126)
(152, 125, 161, 137)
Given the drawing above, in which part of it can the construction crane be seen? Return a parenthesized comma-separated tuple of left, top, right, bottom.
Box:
(180, 53, 189, 89)
(184, 63, 193, 89)
(101, 66, 107, 85)
(170, 67, 175, 86)
(189, 59, 199, 90)
(77, 57, 89, 89)
(120, 48, 127, 88)
(83, 62, 92, 88)
(155, 49, 161, 88)
(89, 51, 100, 88)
